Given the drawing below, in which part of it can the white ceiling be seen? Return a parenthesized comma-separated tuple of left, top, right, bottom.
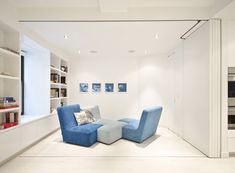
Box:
(9, 0, 218, 7)
(22, 21, 197, 57)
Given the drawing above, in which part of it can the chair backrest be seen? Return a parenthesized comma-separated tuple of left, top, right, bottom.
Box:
(138, 106, 162, 140)
(57, 104, 80, 132)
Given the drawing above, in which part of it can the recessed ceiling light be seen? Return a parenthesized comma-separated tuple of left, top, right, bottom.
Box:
(155, 34, 159, 39)
(64, 34, 69, 39)
(78, 50, 81, 54)
(128, 50, 135, 53)
(90, 50, 97, 53)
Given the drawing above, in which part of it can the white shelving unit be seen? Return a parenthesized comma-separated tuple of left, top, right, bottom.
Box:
(50, 53, 68, 114)
(0, 21, 21, 130)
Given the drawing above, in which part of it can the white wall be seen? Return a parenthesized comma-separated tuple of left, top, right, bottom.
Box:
(69, 56, 139, 120)
(69, 53, 178, 127)
(182, 22, 210, 154)
(165, 45, 184, 135)
(138, 54, 175, 127)
(24, 50, 50, 116)
(224, 20, 235, 67)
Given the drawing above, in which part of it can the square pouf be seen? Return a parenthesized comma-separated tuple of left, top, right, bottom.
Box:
(97, 124, 122, 144)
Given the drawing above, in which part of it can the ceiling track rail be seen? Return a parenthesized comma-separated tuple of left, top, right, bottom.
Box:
(180, 20, 208, 40)
(19, 19, 209, 23)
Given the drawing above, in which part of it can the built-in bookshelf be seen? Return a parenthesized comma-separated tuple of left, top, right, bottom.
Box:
(50, 53, 68, 114)
(0, 21, 21, 130)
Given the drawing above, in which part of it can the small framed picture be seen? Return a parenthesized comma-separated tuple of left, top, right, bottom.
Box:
(80, 83, 88, 92)
(105, 83, 114, 92)
(118, 83, 127, 92)
(92, 83, 101, 92)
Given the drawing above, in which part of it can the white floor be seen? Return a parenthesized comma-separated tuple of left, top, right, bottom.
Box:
(0, 127, 235, 173)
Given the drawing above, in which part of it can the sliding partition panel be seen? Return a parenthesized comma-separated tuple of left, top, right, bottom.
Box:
(182, 19, 221, 157)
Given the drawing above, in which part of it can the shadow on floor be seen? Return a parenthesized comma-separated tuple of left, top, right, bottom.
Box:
(135, 135, 161, 148)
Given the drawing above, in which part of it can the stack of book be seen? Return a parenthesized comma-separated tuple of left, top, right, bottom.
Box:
(0, 112, 18, 129)
(0, 97, 18, 109)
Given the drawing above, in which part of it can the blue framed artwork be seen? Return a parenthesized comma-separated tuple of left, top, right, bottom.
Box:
(92, 83, 101, 92)
(79, 83, 88, 92)
(118, 83, 127, 92)
(105, 83, 114, 92)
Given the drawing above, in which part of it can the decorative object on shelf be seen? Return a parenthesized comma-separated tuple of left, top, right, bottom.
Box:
(61, 102, 64, 107)
(118, 83, 127, 92)
(51, 73, 60, 83)
(61, 76, 66, 84)
(105, 83, 114, 92)
(92, 83, 101, 92)
(50, 107, 57, 114)
(61, 66, 68, 72)
(50, 88, 59, 98)
(0, 97, 18, 109)
(61, 88, 67, 97)
(80, 83, 88, 92)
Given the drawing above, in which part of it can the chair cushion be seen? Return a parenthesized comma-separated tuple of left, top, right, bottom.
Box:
(74, 111, 95, 125)
(82, 105, 101, 120)
(97, 125, 122, 144)
(119, 118, 139, 129)
(64, 123, 102, 147)
(95, 118, 127, 126)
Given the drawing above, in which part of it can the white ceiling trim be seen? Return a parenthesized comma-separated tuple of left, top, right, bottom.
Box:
(99, 0, 129, 12)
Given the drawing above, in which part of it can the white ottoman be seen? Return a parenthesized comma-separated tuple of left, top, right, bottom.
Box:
(97, 124, 122, 144)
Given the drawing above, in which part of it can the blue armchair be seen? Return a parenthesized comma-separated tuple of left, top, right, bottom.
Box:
(119, 106, 162, 143)
(57, 104, 102, 147)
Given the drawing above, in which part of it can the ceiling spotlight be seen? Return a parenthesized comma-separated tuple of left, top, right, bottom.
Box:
(90, 50, 97, 53)
(155, 34, 159, 39)
(128, 50, 135, 53)
(64, 34, 69, 39)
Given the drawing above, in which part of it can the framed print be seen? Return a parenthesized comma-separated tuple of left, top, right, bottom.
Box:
(105, 83, 114, 92)
(80, 83, 88, 92)
(92, 83, 101, 92)
(118, 83, 127, 92)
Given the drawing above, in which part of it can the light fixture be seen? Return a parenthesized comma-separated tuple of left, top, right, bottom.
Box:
(90, 50, 97, 53)
(78, 50, 81, 54)
(128, 50, 135, 53)
(155, 34, 159, 39)
(64, 34, 69, 39)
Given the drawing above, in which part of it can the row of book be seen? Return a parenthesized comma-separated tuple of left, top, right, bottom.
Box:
(51, 73, 66, 84)
(50, 88, 67, 98)
(0, 97, 19, 109)
(0, 112, 18, 129)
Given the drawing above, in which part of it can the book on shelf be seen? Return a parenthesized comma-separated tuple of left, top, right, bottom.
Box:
(0, 112, 18, 129)
(61, 88, 67, 97)
(0, 96, 18, 109)
(50, 88, 59, 98)
(61, 76, 66, 84)
(51, 73, 60, 83)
